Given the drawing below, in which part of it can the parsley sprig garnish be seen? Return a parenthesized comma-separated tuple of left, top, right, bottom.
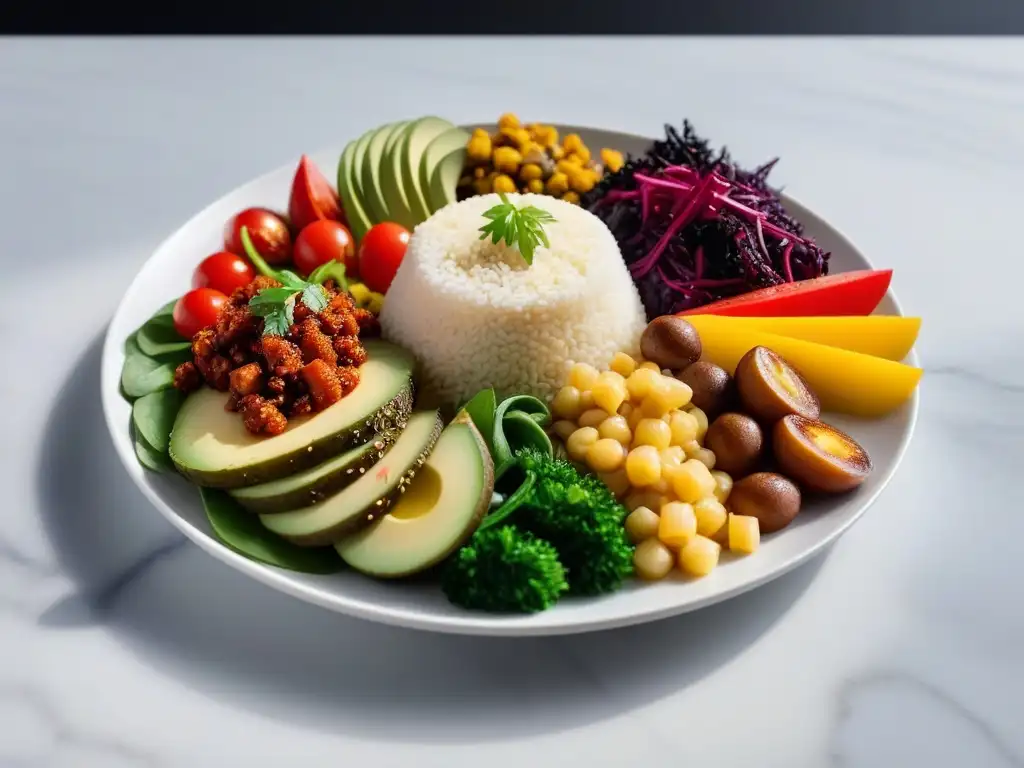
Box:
(240, 226, 348, 337)
(478, 192, 556, 266)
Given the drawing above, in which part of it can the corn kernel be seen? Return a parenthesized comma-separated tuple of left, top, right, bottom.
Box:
(562, 191, 581, 205)
(570, 145, 592, 165)
(526, 178, 545, 194)
(624, 488, 664, 512)
(598, 415, 632, 445)
(546, 171, 569, 196)
(728, 514, 761, 555)
(578, 408, 609, 429)
(551, 385, 583, 421)
(592, 372, 627, 414)
(536, 125, 558, 148)
(626, 367, 661, 401)
(466, 134, 492, 163)
(497, 112, 520, 131)
(580, 390, 595, 410)
(598, 467, 631, 499)
(660, 445, 685, 468)
(658, 501, 697, 548)
(678, 535, 721, 577)
(618, 401, 634, 419)
(626, 406, 644, 431)
(493, 173, 516, 194)
(568, 362, 600, 391)
(549, 144, 565, 160)
(646, 376, 693, 414)
(587, 438, 626, 473)
(711, 470, 734, 503)
(688, 406, 709, 441)
(671, 459, 715, 503)
(669, 410, 700, 446)
(519, 163, 543, 182)
(640, 395, 668, 419)
(561, 153, 583, 167)
(556, 159, 580, 176)
(681, 439, 703, 459)
(601, 148, 625, 173)
(551, 419, 577, 442)
(566, 426, 599, 462)
(609, 352, 637, 378)
(694, 497, 728, 538)
(563, 133, 583, 153)
(625, 506, 660, 543)
(492, 146, 522, 175)
(626, 445, 662, 486)
(634, 418, 672, 450)
(472, 127, 489, 138)
(634, 538, 674, 581)
(639, 360, 661, 371)
(692, 446, 717, 470)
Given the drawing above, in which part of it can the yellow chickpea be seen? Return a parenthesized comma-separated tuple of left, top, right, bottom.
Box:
(578, 408, 609, 429)
(563, 133, 583, 153)
(497, 112, 520, 131)
(492, 146, 522, 175)
(551, 385, 583, 421)
(645, 376, 693, 414)
(551, 420, 577, 443)
(598, 468, 632, 499)
(659, 501, 697, 548)
(562, 191, 581, 205)
(688, 406, 710, 441)
(549, 144, 565, 160)
(626, 367, 661, 401)
(587, 438, 626, 473)
(526, 178, 544, 194)
(466, 134, 492, 164)
(473, 176, 493, 195)
(568, 167, 599, 194)
(580, 390, 596, 411)
(660, 445, 685, 468)
(473, 166, 487, 180)
(592, 372, 627, 414)
(519, 163, 543, 182)
(626, 406, 645, 431)
(692, 447, 717, 470)
(570, 145, 592, 165)
(694, 497, 728, 538)
(626, 445, 662, 487)
(618, 401, 634, 419)
(600, 148, 625, 173)
(634, 418, 672, 451)
(492, 174, 517, 194)
(598, 415, 632, 445)
(609, 352, 637, 378)
(669, 410, 700, 446)
(711, 470, 733, 503)
(546, 171, 569, 196)
(536, 125, 559, 147)
(624, 506, 660, 543)
(565, 426, 599, 462)
(568, 362, 600, 391)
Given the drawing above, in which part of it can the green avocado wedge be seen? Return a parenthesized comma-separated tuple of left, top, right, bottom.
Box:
(201, 488, 346, 574)
(260, 409, 444, 547)
(399, 117, 455, 225)
(230, 431, 398, 514)
(380, 119, 418, 229)
(360, 122, 403, 225)
(421, 127, 470, 214)
(168, 340, 415, 489)
(335, 410, 493, 578)
(337, 132, 374, 242)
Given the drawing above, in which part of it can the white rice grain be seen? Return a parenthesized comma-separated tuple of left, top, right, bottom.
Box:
(379, 193, 648, 408)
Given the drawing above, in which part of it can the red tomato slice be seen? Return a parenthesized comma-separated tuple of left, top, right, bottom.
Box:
(289, 155, 344, 232)
(677, 269, 893, 318)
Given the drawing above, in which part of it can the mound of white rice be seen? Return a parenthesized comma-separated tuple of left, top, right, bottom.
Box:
(379, 192, 648, 408)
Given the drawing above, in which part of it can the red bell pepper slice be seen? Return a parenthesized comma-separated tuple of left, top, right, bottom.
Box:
(677, 269, 893, 318)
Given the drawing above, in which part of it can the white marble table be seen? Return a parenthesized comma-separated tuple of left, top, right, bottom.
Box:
(2, 37, 1023, 768)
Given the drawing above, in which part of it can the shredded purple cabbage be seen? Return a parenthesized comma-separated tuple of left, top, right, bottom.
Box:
(583, 121, 830, 320)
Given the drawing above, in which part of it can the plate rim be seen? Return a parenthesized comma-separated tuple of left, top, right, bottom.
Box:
(100, 124, 920, 637)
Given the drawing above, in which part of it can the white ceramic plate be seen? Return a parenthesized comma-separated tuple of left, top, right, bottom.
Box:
(101, 125, 919, 636)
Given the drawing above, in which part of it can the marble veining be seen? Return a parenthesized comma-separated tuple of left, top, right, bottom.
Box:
(2, 37, 1023, 768)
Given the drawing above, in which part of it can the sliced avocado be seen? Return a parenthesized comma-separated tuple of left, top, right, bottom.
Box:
(421, 127, 470, 214)
(169, 340, 415, 489)
(399, 117, 455, 225)
(428, 147, 468, 215)
(261, 410, 444, 546)
(380, 119, 418, 230)
(337, 136, 373, 242)
(335, 410, 493, 578)
(230, 431, 397, 514)
(360, 122, 402, 225)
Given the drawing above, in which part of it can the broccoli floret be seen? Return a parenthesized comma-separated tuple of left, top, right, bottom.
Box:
(513, 450, 634, 596)
(441, 525, 568, 613)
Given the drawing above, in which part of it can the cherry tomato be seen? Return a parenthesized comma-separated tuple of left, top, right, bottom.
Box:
(192, 251, 256, 294)
(224, 208, 292, 265)
(358, 222, 410, 294)
(293, 220, 356, 277)
(173, 288, 228, 339)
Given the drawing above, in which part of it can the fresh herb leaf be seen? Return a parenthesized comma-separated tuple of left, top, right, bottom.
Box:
(276, 270, 308, 291)
(249, 287, 300, 312)
(262, 309, 293, 337)
(478, 192, 556, 266)
(300, 284, 329, 313)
